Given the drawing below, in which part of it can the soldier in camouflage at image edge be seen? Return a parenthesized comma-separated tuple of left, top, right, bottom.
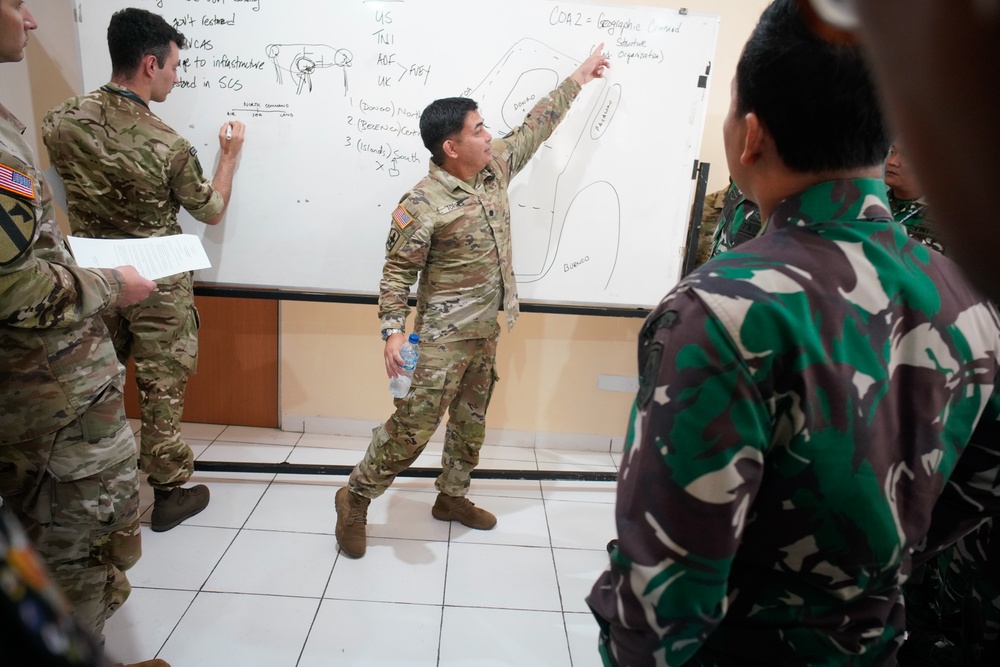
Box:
(706, 177, 762, 260)
(692, 185, 726, 268)
(885, 138, 945, 253)
(333, 45, 611, 559)
(587, 1, 1000, 665)
(42, 8, 245, 532)
(0, 0, 158, 648)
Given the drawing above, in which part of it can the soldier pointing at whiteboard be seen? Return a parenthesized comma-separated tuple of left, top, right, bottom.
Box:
(43, 8, 246, 533)
(335, 43, 610, 559)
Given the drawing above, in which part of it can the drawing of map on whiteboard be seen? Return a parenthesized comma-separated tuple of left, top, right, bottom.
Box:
(470, 39, 622, 293)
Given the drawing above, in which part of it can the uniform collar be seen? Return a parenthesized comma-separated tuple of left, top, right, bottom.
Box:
(428, 157, 496, 195)
(767, 178, 893, 233)
(0, 102, 26, 134)
(101, 82, 150, 109)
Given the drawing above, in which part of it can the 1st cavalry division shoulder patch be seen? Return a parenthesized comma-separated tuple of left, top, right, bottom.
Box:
(392, 204, 413, 229)
(0, 191, 37, 267)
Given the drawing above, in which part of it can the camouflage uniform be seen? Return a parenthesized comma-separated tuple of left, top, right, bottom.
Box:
(42, 83, 224, 490)
(706, 180, 763, 259)
(350, 77, 583, 499)
(587, 179, 1000, 666)
(1, 103, 141, 639)
(693, 187, 727, 268)
(889, 190, 945, 253)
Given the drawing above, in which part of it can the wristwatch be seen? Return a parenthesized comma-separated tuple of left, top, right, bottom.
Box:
(381, 327, 404, 341)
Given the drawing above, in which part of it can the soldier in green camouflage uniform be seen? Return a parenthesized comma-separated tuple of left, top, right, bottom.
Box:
(885, 140, 945, 252)
(1, 0, 159, 648)
(335, 45, 612, 559)
(588, 2, 1000, 665)
(42, 8, 245, 532)
(706, 178, 762, 259)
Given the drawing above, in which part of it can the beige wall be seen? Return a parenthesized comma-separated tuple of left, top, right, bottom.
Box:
(5, 0, 770, 443)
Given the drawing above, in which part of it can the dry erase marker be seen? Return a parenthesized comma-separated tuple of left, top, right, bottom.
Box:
(226, 123, 232, 140)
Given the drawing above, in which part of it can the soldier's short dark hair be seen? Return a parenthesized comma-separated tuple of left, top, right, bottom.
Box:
(420, 97, 480, 166)
(736, 0, 889, 173)
(108, 8, 187, 78)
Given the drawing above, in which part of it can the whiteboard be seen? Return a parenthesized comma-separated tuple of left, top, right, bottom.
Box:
(75, 0, 719, 309)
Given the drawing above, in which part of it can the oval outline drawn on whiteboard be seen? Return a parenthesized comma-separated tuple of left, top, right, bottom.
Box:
(590, 83, 621, 141)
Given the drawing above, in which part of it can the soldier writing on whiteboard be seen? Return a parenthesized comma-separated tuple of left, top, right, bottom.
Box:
(335, 44, 611, 559)
(0, 0, 163, 662)
(42, 8, 246, 533)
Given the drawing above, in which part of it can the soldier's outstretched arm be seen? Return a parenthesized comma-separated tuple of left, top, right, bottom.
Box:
(570, 43, 610, 86)
(205, 120, 246, 226)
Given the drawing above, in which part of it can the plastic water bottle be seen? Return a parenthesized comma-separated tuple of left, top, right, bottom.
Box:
(388, 333, 420, 398)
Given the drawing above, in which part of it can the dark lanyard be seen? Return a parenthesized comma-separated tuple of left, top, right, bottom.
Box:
(100, 85, 149, 109)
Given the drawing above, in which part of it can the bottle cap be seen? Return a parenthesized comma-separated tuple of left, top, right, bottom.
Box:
(409, 333, 420, 343)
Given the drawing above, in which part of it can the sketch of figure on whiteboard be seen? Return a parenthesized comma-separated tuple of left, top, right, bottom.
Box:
(470, 38, 622, 293)
(266, 43, 353, 94)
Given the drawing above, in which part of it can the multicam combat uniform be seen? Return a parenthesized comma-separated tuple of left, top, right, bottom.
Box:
(349, 78, 583, 499)
(588, 179, 1000, 666)
(0, 103, 140, 638)
(42, 83, 224, 490)
(889, 190, 945, 253)
(693, 186, 727, 268)
(706, 179, 762, 259)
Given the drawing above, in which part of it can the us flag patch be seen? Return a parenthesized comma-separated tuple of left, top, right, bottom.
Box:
(392, 205, 413, 229)
(0, 164, 34, 199)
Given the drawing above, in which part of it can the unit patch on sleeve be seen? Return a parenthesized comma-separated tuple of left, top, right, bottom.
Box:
(0, 191, 37, 267)
(0, 163, 35, 199)
(392, 204, 413, 229)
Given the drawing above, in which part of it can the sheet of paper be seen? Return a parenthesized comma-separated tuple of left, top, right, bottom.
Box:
(67, 234, 211, 281)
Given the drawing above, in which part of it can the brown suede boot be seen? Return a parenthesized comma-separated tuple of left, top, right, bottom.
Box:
(335, 487, 371, 558)
(431, 492, 497, 530)
(151, 485, 210, 532)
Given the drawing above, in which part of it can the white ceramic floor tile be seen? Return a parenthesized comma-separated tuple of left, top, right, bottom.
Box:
(187, 438, 213, 460)
(537, 449, 618, 468)
(273, 472, 350, 486)
(541, 479, 618, 504)
(296, 432, 372, 450)
(446, 543, 561, 611)
(439, 606, 572, 667)
(126, 524, 238, 590)
(365, 488, 452, 542)
(103, 587, 196, 664)
(217, 424, 301, 445)
(327, 536, 447, 605)
(553, 548, 610, 613)
(158, 592, 318, 667)
(479, 443, 537, 462)
(546, 499, 617, 551)
(286, 445, 367, 466)
(299, 599, 441, 667)
(464, 477, 543, 500)
(197, 441, 294, 464)
(565, 611, 605, 667)
(244, 480, 338, 534)
(174, 472, 273, 529)
(203, 529, 337, 597)
(449, 495, 551, 548)
(179, 422, 226, 440)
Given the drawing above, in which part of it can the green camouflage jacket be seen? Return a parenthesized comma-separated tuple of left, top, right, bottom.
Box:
(888, 191, 944, 254)
(41, 83, 223, 241)
(1, 104, 126, 445)
(589, 179, 1000, 666)
(707, 180, 762, 259)
(379, 77, 581, 341)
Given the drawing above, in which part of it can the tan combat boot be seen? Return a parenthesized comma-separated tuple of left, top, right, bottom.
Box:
(335, 487, 371, 558)
(151, 485, 210, 532)
(431, 492, 497, 530)
(119, 659, 170, 666)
